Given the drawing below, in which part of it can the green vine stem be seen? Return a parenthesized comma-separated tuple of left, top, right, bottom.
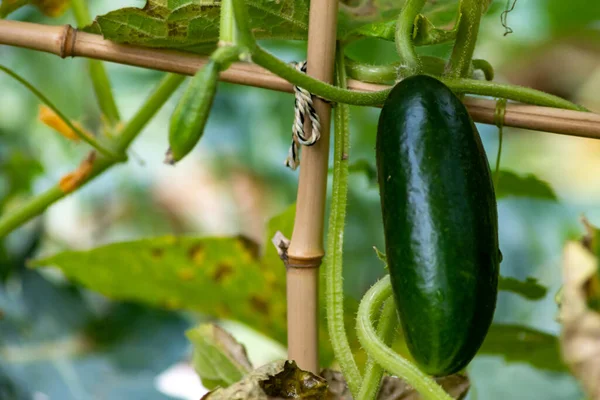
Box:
(324, 46, 362, 397)
(0, 73, 185, 238)
(71, 0, 121, 127)
(395, 0, 426, 76)
(356, 276, 453, 400)
(357, 297, 398, 400)
(0, 64, 123, 160)
(230, 0, 256, 50)
(249, 49, 585, 110)
(443, 78, 587, 111)
(345, 57, 494, 84)
(219, 0, 236, 44)
(493, 98, 507, 185)
(445, 0, 484, 78)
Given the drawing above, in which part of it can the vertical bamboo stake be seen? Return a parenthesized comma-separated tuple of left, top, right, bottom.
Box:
(286, 0, 338, 373)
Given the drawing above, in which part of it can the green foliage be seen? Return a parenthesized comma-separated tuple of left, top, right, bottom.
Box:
(84, 0, 310, 54)
(498, 276, 548, 301)
(186, 324, 253, 389)
(495, 170, 558, 201)
(480, 324, 566, 372)
(0, 270, 189, 399)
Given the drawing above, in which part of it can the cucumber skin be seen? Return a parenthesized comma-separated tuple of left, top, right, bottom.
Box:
(376, 75, 500, 376)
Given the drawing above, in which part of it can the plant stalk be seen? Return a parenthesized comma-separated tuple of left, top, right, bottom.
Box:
(356, 277, 453, 400)
(357, 298, 398, 400)
(445, 0, 485, 78)
(0, 73, 185, 238)
(324, 46, 362, 396)
(71, 0, 121, 126)
(395, 0, 426, 76)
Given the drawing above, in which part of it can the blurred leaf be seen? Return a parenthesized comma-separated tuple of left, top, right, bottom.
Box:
(203, 360, 327, 400)
(560, 239, 600, 397)
(495, 170, 558, 201)
(480, 323, 566, 372)
(0, 0, 69, 17)
(186, 324, 252, 390)
(0, 150, 43, 208)
(348, 158, 377, 186)
(84, 0, 309, 54)
(499, 275, 548, 301)
(0, 270, 189, 399)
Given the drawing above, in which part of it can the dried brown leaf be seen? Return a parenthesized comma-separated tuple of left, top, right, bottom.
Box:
(58, 151, 96, 193)
(560, 241, 600, 399)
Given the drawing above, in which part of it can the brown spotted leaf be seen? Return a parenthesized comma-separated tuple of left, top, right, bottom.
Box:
(560, 240, 600, 398)
(32, 206, 295, 348)
(186, 323, 253, 390)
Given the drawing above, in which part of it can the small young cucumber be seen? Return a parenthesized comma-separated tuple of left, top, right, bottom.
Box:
(167, 60, 219, 164)
(376, 75, 500, 376)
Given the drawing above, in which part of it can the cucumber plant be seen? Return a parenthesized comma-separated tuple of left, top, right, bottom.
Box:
(0, 0, 596, 399)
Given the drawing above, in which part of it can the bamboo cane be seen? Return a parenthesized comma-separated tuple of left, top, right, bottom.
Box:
(284, 0, 339, 373)
(1, 20, 599, 138)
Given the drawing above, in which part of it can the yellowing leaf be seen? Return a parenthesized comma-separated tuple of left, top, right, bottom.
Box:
(58, 151, 96, 193)
(38, 105, 91, 142)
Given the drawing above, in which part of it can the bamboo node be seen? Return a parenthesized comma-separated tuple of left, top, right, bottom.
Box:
(271, 231, 322, 268)
(59, 24, 77, 59)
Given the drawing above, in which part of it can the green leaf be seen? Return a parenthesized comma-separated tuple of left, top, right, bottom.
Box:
(186, 323, 253, 390)
(499, 275, 548, 301)
(84, 0, 309, 54)
(480, 324, 566, 372)
(495, 170, 558, 201)
(0, 270, 189, 399)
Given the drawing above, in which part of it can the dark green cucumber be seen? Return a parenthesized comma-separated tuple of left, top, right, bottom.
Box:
(376, 75, 500, 376)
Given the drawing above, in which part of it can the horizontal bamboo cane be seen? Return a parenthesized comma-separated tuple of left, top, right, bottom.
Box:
(1, 20, 600, 138)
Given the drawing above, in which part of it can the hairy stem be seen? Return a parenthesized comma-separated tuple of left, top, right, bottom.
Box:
(356, 277, 453, 400)
(230, 0, 256, 50)
(395, 0, 426, 75)
(324, 46, 362, 396)
(71, 0, 121, 126)
(357, 298, 398, 400)
(252, 47, 391, 106)
(443, 78, 587, 111)
(0, 74, 185, 238)
(219, 0, 235, 44)
(445, 0, 484, 78)
(0, 64, 122, 159)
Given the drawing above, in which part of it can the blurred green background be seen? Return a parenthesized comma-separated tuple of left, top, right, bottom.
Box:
(1, 0, 600, 398)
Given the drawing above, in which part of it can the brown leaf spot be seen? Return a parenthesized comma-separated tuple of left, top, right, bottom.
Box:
(212, 263, 234, 283)
(188, 243, 206, 265)
(150, 247, 164, 259)
(250, 295, 270, 315)
(164, 297, 182, 310)
(215, 303, 231, 318)
(178, 267, 195, 281)
(236, 235, 260, 260)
